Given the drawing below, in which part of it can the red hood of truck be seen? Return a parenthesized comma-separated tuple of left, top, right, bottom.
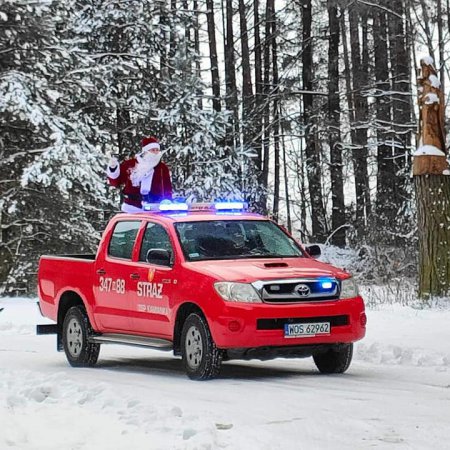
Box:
(185, 257, 349, 282)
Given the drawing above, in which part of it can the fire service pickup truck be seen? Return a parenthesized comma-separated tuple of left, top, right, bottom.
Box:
(37, 201, 366, 380)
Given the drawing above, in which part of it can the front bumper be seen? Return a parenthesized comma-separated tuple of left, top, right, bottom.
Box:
(209, 296, 366, 349)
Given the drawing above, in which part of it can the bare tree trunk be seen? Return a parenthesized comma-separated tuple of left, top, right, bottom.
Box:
(447, 0, 450, 53)
(300, 137, 308, 239)
(272, 8, 280, 219)
(113, 26, 132, 157)
(224, 0, 239, 148)
(254, 0, 263, 171)
(193, 0, 203, 109)
(239, 0, 254, 149)
(389, 0, 412, 223)
(160, 1, 168, 77)
(348, 2, 370, 236)
(340, 7, 355, 128)
(405, 0, 418, 127)
(169, 0, 177, 78)
(374, 3, 396, 232)
(206, 0, 221, 112)
(182, 0, 190, 63)
(302, 0, 327, 241)
(261, 0, 274, 212)
(437, 0, 445, 94)
(327, 0, 345, 247)
(281, 118, 292, 232)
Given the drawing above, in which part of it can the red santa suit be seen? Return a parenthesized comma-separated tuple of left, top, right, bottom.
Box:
(106, 137, 172, 212)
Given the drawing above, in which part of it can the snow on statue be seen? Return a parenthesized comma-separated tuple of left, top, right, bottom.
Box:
(106, 136, 173, 212)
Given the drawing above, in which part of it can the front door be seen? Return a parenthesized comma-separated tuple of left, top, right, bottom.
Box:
(129, 221, 176, 338)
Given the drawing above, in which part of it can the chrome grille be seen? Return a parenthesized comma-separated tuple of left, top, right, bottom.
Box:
(253, 278, 340, 303)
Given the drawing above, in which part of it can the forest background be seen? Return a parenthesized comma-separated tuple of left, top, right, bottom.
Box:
(0, 0, 447, 295)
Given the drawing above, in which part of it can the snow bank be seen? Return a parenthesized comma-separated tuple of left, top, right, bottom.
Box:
(1, 297, 450, 449)
(357, 304, 450, 368)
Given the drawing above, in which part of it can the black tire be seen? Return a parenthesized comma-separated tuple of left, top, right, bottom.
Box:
(181, 313, 222, 380)
(313, 343, 353, 374)
(62, 306, 100, 367)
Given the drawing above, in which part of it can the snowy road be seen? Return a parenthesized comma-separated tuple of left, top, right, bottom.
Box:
(1, 298, 450, 450)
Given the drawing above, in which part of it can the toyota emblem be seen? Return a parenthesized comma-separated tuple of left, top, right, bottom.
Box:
(295, 284, 310, 297)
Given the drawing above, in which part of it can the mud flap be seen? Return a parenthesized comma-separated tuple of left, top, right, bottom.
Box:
(36, 324, 63, 351)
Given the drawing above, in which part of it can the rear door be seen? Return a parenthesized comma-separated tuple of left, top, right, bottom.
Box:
(129, 221, 177, 338)
(94, 220, 142, 332)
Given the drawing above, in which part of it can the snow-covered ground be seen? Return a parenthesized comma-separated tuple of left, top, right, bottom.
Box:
(1, 297, 450, 450)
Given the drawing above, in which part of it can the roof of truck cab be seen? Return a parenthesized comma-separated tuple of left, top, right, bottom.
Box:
(113, 211, 268, 224)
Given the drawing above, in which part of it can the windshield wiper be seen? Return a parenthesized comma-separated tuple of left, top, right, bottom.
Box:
(240, 254, 303, 259)
(187, 253, 303, 262)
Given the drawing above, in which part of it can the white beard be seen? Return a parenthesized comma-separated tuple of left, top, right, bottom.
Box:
(130, 152, 162, 188)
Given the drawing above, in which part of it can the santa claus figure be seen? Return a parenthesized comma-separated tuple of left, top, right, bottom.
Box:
(107, 136, 172, 212)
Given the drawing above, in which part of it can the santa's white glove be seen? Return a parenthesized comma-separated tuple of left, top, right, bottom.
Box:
(108, 157, 119, 169)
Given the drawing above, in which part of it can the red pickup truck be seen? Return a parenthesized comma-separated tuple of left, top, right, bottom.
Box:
(37, 202, 366, 380)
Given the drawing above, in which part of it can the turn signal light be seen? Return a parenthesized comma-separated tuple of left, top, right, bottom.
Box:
(360, 312, 367, 327)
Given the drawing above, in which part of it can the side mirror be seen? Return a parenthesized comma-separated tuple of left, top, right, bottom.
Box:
(305, 244, 321, 259)
(146, 249, 172, 266)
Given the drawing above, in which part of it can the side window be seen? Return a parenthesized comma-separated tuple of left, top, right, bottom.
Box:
(139, 223, 173, 262)
(108, 221, 141, 259)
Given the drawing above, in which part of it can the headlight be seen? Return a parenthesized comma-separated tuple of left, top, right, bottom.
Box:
(214, 282, 262, 303)
(340, 277, 359, 299)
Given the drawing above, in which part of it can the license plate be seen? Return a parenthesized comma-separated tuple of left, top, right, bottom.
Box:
(284, 322, 330, 338)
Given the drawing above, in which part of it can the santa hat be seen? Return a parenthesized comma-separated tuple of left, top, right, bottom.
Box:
(141, 136, 160, 152)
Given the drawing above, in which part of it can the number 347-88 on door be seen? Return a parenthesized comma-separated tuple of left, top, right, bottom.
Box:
(99, 277, 126, 294)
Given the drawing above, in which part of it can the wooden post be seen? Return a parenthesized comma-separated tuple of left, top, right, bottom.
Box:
(413, 56, 450, 298)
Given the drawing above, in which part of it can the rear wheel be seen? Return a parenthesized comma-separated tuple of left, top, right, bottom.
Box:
(62, 306, 100, 367)
(313, 343, 353, 374)
(181, 313, 222, 380)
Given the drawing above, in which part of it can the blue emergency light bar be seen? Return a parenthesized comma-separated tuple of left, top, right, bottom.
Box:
(159, 200, 189, 212)
(214, 201, 248, 211)
(142, 200, 248, 213)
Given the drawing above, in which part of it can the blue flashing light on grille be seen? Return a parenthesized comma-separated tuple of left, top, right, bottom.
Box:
(317, 278, 335, 291)
(214, 201, 248, 211)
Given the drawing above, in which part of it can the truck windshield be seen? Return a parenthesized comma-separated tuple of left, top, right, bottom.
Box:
(175, 220, 304, 261)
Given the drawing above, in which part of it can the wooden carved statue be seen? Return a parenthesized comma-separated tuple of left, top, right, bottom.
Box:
(414, 57, 449, 175)
(414, 56, 450, 299)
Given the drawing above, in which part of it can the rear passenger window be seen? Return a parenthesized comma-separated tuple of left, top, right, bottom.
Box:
(108, 221, 141, 259)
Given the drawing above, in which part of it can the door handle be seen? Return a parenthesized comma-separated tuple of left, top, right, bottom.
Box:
(96, 269, 106, 275)
(130, 273, 140, 280)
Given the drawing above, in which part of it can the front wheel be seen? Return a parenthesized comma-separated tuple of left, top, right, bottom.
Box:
(181, 313, 222, 380)
(313, 343, 353, 374)
(62, 306, 100, 367)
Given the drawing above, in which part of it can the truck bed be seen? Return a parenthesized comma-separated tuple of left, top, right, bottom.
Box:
(38, 255, 96, 322)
